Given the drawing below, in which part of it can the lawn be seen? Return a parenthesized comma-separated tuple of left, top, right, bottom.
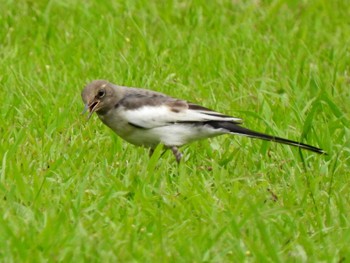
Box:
(1, 0, 349, 262)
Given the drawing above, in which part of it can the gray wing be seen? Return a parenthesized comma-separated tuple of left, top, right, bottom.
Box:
(117, 94, 242, 129)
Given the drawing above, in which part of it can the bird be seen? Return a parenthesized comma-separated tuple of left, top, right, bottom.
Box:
(81, 79, 326, 163)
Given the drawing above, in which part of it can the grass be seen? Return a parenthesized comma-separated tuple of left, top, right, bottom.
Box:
(0, 0, 349, 261)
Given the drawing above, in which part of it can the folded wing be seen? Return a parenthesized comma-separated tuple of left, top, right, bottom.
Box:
(118, 94, 242, 129)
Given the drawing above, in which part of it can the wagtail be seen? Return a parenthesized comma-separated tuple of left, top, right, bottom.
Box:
(82, 80, 326, 163)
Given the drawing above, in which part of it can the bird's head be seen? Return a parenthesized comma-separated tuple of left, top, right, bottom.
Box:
(81, 80, 116, 119)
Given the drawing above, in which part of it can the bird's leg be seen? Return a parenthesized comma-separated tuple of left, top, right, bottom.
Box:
(149, 147, 167, 158)
(170, 146, 182, 163)
(149, 148, 154, 157)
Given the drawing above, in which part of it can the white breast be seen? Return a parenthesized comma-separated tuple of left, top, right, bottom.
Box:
(97, 109, 226, 148)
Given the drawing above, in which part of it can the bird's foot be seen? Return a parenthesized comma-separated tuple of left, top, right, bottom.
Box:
(170, 146, 182, 163)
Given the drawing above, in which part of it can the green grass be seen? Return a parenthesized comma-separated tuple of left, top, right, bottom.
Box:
(1, 0, 349, 261)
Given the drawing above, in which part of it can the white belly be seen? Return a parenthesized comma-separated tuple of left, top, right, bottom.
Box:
(97, 110, 225, 148)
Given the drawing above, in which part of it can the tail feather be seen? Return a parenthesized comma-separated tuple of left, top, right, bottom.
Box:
(206, 121, 326, 155)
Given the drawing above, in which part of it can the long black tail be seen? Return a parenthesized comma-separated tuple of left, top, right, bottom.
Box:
(207, 121, 326, 155)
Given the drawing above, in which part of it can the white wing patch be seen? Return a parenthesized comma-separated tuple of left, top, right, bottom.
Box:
(121, 105, 243, 129)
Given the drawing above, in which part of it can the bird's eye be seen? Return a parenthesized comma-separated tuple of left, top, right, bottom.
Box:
(97, 89, 105, 98)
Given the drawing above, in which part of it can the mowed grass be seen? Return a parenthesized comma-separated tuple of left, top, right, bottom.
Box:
(1, 0, 349, 261)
